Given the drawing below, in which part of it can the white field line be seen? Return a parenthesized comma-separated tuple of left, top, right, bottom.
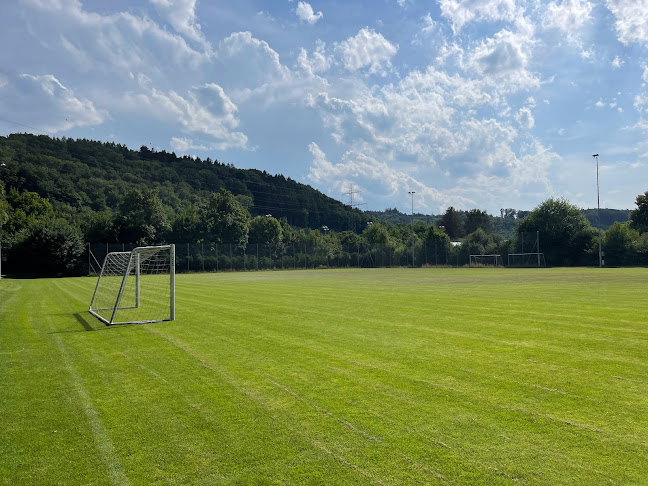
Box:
(52, 333, 130, 486)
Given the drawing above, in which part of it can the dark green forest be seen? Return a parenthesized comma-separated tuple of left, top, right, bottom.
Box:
(0, 133, 646, 276)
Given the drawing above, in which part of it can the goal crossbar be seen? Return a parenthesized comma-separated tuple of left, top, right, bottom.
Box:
(507, 252, 546, 267)
(469, 254, 503, 267)
(89, 244, 175, 325)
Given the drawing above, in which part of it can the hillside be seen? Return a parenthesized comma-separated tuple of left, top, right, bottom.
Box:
(0, 133, 366, 232)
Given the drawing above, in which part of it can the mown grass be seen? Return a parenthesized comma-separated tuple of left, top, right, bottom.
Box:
(1, 268, 647, 484)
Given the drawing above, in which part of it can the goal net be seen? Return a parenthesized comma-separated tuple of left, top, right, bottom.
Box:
(89, 245, 175, 325)
(507, 252, 546, 267)
(469, 254, 503, 267)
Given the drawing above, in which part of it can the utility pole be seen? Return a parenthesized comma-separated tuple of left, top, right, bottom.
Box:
(408, 191, 415, 267)
(593, 154, 602, 268)
(342, 184, 366, 232)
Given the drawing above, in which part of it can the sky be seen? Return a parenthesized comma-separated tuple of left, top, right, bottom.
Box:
(1, 0, 648, 215)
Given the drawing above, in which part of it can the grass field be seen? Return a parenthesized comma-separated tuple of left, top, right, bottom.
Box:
(1, 268, 647, 485)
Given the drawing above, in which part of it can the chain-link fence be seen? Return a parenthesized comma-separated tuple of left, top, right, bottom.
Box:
(87, 241, 455, 275)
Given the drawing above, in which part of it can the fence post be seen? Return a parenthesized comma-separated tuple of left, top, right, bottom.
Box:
(202, 242, 205, 272)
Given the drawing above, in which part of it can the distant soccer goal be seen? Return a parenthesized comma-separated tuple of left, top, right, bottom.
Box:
(89, 245, 175, 325)
(469, 254, 503, 267)
(507, 252, 546, 267)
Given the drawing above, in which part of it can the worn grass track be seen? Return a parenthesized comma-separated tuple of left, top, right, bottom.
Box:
(1, 268, 647, 484)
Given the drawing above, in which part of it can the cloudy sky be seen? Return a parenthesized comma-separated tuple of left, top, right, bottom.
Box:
(1, 0, 648, 214)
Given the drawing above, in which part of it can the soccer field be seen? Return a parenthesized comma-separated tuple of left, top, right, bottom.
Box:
(1, 268, 647, 484)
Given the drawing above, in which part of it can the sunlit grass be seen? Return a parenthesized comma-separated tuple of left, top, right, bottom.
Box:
(1, 268, 647, 484)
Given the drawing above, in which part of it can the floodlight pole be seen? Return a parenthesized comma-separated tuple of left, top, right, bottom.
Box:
(408, 191, 415, 267)
(593, 154, 602, 268)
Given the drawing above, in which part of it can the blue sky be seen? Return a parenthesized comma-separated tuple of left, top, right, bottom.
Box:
(1, 0, 648, 214)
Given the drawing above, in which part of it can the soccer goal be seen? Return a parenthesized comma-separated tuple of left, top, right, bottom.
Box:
(469, 254, 503, 267)
(507, 252, 546, 267)
(89, 244, 175, 325)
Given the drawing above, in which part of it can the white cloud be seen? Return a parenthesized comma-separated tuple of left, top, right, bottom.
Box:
(595, 99, 605, 108)
(606, 0, 648, 45)
(544, 0, 594, 32)
(612, 55, 624, 68)
(307, 143, 473, 210)
(150, 0, 209, 49)
(634, 93, 648, 112)
(643, 66, 648, 82)
(170, 136, 208, 152)
(467, 24, 540, 91)
(298, 40, 332, 75)
(134, 83, 248, 150)
(336, 28, 398, 75)
(0, 73, 104, 133)
(515, 106, 535, 129)
(295, 2, 323, 24)
(218, 32, 290, 87)
(438, 0, 519, 34)
(21, 0, 207, 79)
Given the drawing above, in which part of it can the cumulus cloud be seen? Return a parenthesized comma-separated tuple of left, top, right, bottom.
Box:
(307, 143, 473, 210)
(0, 73, 104, 133)
(544, 0, 594, 32)
(438, 0, 519, 34)
(298, 40, 332, 75)
(606, 0, 648, 45)
(150, 0, 210, 49)
(218, 32, 290, 87)
(295, 2, 323, 24)
(612, 55, 624, 68)
(336, 28, 398, 75)
(170, 136, 209, 152)
(21, 0, 207, 80)
(515, 106, 535, 129)
(131, 83, 248, 150)
(467, 24, 540, 91)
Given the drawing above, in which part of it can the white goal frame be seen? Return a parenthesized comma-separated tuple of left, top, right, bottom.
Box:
(89, 244, 175, 325)
(469, 254, 503, 267)
(507, 252, 546, 267)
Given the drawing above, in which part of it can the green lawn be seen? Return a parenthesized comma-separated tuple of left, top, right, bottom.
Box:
(1, 268, 647, 484)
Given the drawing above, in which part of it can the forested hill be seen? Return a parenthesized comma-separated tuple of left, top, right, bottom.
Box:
(0, 133, 365, 232)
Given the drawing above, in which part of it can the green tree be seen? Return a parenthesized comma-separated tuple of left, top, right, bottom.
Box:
(459, 228, 502, 264)
(9, 217, 85, 276)
(4, 188, 53, 234)
(249, 215, 283, 245)
(171, 204, 203, 243)
(202, 189, 250, 246)
(423, 226, 451, 265)
(438, 207, 464, 240)
(629, 190, 648, 233)
(0, 180, 9, 232)
(603, 222, 638, 266)
(363, 221, 392, 246)
(516, 198, 595, 266)
(464, 209, 492, 234)
(117, 190, 170, 244)
(77, 210, 117, 243)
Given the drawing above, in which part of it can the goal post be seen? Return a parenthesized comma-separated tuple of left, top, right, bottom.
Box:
(507, 252, 546, 267)
(469, 254, 503, 267)
(89, 244, 175, 325)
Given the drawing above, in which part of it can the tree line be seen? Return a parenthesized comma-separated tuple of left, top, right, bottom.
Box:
(1, 133, 647, 276)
